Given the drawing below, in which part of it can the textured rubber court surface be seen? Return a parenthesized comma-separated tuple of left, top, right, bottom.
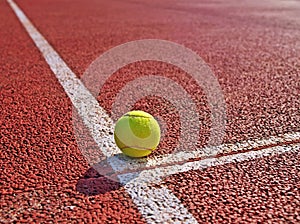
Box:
(1, 0, 300, 223)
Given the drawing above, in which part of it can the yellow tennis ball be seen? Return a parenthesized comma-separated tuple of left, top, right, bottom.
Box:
(114, 110, 161, 158)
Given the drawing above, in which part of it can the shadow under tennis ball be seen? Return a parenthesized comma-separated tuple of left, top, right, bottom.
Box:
(76, 167, 122, 196)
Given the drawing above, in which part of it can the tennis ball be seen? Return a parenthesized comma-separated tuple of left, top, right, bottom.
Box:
(114, 110, 161, 158)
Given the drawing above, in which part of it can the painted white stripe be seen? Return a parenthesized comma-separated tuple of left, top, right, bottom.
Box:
(120, 142, 300, 184)
(124, 183, 198, 223)
(8, 1, 300, 222)
(7, 0, 198, 222)
(6, 0, 118, 158)
(119, 143, 299, 222)
(108, 131, 300, 176)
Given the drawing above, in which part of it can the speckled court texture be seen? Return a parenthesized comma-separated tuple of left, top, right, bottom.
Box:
(1, 0, 300, 223)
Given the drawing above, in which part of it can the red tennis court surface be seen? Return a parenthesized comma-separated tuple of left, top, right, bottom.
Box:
(1, 0, 299, 223)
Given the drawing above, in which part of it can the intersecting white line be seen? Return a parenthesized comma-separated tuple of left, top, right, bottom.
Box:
(119, 143, 300, 184)
(107, 131, 300, 176)
(7, 0, 198, 222)
(8, 0, 300, 223)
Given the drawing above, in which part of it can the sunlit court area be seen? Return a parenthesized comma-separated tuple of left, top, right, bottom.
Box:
(1, 0, 300, 223)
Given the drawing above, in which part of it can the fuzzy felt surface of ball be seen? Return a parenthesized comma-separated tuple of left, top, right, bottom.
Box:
(114, 110, 161, 158)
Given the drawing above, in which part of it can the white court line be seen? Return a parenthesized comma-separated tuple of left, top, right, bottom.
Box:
(8, 0, 300, 223)
(122, 143, 300, 222)
(7, 0, 198, 222)
(6, 0, 118, 158)
(107, 131, 300, 176)
(120, 143, 300, 184)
